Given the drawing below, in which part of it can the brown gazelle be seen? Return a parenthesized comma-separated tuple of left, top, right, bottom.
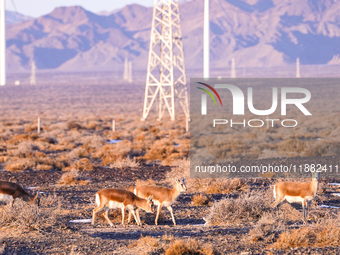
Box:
(272, 171, 320, 221)
(131, 178, 187, 226)
(0, 180, 40, 206)
(92, 188, 154, 227)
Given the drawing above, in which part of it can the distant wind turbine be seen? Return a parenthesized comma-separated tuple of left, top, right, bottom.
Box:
(0, 0, 6, 86)
(203, 0, 209, 79)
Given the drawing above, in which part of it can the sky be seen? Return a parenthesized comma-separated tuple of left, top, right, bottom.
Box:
(5, 0, 155, 17)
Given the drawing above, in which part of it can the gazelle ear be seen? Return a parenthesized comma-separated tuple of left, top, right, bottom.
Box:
(183, 177, 186, 183)
(175, 178, 179, 183)
(148, 195, 153, 201)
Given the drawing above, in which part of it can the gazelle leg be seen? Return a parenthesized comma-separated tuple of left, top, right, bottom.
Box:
(167, 206, 176, 226)
(103, 209, 114, 227)
(302, 200, 308, 224)
(127, 211, 132, 224)
(92, 205, 104, 225)
(155, 204, 162, 225)
(129, 209, 140, 226)
(136, 208, 141, 226)
(121, 207, 126, 227)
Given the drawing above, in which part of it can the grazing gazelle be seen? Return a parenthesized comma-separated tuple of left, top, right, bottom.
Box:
(272, 171, 320, 221)
(92, 188, 154, 227)
(130, 178, 187, 226)
(0, 180, 40, 206)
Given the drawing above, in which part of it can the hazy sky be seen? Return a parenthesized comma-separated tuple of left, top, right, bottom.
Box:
(5, 0, 155, 17)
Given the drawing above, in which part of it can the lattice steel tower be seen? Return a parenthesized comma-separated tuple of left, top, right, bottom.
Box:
(142, 0, 189, 121)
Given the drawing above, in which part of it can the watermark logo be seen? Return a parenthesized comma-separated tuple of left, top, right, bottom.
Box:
(200, 83, 311, 116)
(196, 82, 222, 115)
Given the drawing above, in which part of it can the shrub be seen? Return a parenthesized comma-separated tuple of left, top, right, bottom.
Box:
(128, 236, 159, 254)
(0, 198, 61, 232)
(270, 215, 340, 249)
(206, 190, 271, 225)
(164, 239, 215, 255)
(58, 170, 90, 185)
(94, 141, 132, 166)
(248, 213, 284, 243)
(191, 194, 211, 206)
(110, 157, 140, 168)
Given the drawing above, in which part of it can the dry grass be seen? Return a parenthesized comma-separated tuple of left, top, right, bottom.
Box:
(205, 179, 249, 194)
(64, 158, 94, 171)
(270, 214, 340, 249)
(191, 193, 211, 206)
(128, 236, 160, 255)
(58, 170, 90, 185)
(94, 141, 132, 166)
(110, 157, 140, 168)
(135, 178, 157, 187)
(0, 198, 61, 232)
(207, 190, 272, 225)
(248, 213, 284, 243)
(164, 239, 215, 255)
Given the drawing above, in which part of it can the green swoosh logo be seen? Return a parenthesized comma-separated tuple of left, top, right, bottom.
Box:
(197, 87, 217, 105)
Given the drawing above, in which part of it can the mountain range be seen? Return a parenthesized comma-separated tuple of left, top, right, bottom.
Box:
(4, 0, 340, 73)
(5, 10, 32, 25)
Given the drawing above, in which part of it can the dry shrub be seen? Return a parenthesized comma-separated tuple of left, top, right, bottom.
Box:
(276, 139, 306, 156)
(207, 190, 271, 225)
(5, 158, 35, 171)
(303, 141, 340, 157)
(248, 213, 284, 243)
(0, 156, 8, 162)
(24, 124, 37, 133)
(135, 179, 157, 187)
(110, 157, 140, 168)
(164, 239, 215, 255)
(94, 141, 132, 166)
(81, 135, 105, 152)
(14, 141, 39, 157)
(143, 139, 184, 164)
(205, 179, 249, 194)
(271, 215, 340, 249)
(0, 199, 60, 232)
(129, 236, 159, 254)
(67, 121, 83, 130)
(36, 164, 53, 170)
(191, 194, 211, 206)
(58, 170, 90, 185)
(66, 147, 90, 161)
(6, 134, 38, 145)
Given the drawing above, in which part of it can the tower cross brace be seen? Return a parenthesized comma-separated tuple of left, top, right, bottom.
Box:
(142, 0, 189, 121)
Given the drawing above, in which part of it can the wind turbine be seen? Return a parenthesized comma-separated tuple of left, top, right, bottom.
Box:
(0, 0, 5, 86)
(203, 0, 209, 79)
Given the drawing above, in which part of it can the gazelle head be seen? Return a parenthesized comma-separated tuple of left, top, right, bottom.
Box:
(175, 178, 187, 192)
(30, 191, 40, 206)
(312, 171, 321, 181)
(146, 195, 154, 213)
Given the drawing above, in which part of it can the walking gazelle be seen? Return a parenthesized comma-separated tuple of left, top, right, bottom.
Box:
(129, 178, 187, 226)
(92, 188, 154, 227)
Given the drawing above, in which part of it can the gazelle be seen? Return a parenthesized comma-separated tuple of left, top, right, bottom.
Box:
(92, 188, 154, 227)
(130, 178, 187, 226)
(272, 171, 320, 221)
(0, 180, 40, 206)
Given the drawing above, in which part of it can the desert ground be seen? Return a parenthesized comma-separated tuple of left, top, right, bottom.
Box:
(0, 72, 339, 254)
